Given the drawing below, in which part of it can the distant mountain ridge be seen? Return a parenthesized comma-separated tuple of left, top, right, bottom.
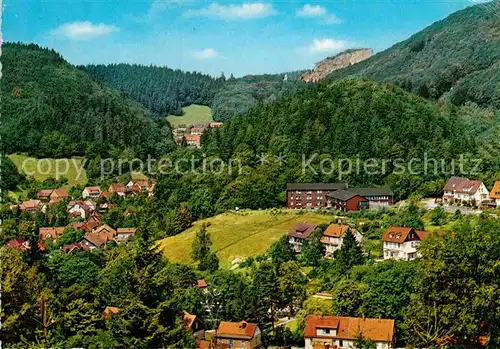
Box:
(326, 3, 500, 108)
(299, 48, 372, 83)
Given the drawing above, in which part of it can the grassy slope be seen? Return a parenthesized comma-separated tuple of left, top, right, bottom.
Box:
(156, 209, 336, 267)
(9, 153, 88, 187)
(167, 104, 213, 127)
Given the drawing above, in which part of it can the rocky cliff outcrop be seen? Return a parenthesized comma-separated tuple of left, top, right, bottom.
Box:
(299, 48, 373, 83)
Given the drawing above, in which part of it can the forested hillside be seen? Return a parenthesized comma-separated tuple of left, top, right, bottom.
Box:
(1, 43, 175, 158)
(81, 64, 226, 116)
(211, 72, 307, 122)
(82, 63, 307, 122)
(327, 3, 500, 108)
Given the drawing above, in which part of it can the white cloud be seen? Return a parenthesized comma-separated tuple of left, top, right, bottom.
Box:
(185, 2, 276, 20)
(323, 14, 342, 24)
(309, 38, 348, 54)
(52, 21, 118, 40)
(297, 4, 326, 17)
(296, 3, 342, 24)
(193, 48, 219, 59)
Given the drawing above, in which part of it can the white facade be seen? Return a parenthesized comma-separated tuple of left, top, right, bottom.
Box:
(322, 232, 363, 257)
(82, 188, 100, 199)
(383, 240, 420, 261)
(444, 182, 489, 205)
(288, 236, 304, 253)
(305, 337, 390, 349)
(68, 204, 88, 219)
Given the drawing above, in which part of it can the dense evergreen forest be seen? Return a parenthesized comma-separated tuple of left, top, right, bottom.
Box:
(327, 3, 500, 108)
(81, 64, 226, 116)
(82, 63, 307, 122)
(1, 43, 176, 158)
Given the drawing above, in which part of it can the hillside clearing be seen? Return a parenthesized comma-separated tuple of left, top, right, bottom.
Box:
(156, 210, 336, 267)
(9, 153, 88, 187)
(167, 104, 213, 127)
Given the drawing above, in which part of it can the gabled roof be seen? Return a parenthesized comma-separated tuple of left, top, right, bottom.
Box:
(328, 190, 366, 202)
(37, 189, 53, 198)
(6, 238, 30, 251)
(287, 183, 347, 191)
(20, 200, 42, 210)
(108, 183, 128, 193)
(382, 226, 427, 243)
(286, 222, 318, 239)
(304, 315, 394, 342)
(52, 188, 69, 198)
(93, 224, 117, 236)
(61, 242, 90, 253)
(39, 227, 65, 240)
(84, 186, 101, 194)
(444, 177, 483, 194)
(196, 279, 208, 289)
(183, 312, 198, 329)
(103, 306, 120, 319)
(68, 200, 92, 213)
(322, 223, 351, 238)
(490, 181, 500, 199)
(217, 321, 258, 340)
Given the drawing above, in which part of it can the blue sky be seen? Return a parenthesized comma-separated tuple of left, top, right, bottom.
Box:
(3, 0, 476, 76)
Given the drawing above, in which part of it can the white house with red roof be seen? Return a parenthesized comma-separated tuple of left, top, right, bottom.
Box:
(67, 200, 93, 219)
(215, 321, 262, 349)
(382, 226, 428, 261)
(321, 223, 363, 257)
(443, 177, 489, 206)
(82, 186, 101, 199)
(304, 315, 394, 349)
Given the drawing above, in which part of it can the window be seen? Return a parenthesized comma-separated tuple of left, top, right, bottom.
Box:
(324, 329, 330, 334)
(317, 190, 323, 194)
(339, 340, 343, 347)
(228, 339, 233, 346)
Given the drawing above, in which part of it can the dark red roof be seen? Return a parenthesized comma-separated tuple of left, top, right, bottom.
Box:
(444, 177, 483, 194)
(286, 222, 318, 239)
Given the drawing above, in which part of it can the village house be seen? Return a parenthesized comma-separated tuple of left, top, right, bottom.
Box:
(115, 228, 137, 243)
(37, 189, 53, 202)
(321, 224, 363, 257)
(350, 188, 394, 207)
(490, 181, 500, 208)
(82, 186, 101, 199)
(49, 188, 70, 204)
(5, 238, 31, 252)
(103, 306, 120, 320)
(209, 122, 223, 128)
(18, 200, 46, 214)
(183, 312, 204, 340)
(196, 279, 208, 291)
(67, 200, 93, 219)
(84, 199, 97, 212)
(108, 183, 129, 197)
(287, 183, 347, 209)
(126, 179, 154, 196)
(61, 242, 90, 254)
(184, 134, 201, 147)
(81, 224, 117, 249)
(214, 321, 262, 349)
(190, 124, 209, 135)
(287, 222, 318, 253)
(382, 226, 428, 261)
(442, 177, 489, 206)
(327, 190, 369, 212)
(304, 315, 394, 349)
(39, 227, 65, 242)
